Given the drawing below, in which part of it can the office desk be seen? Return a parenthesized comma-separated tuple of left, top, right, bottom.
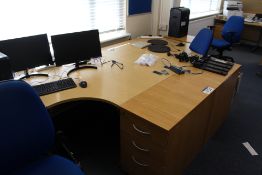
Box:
(214, 17, 262, 51)
(26, 38, 241, 175)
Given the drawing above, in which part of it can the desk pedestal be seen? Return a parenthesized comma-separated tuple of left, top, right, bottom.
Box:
(120, 70, 240, 175)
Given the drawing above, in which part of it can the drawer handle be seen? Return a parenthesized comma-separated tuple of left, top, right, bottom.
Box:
(132, 141, 150, 152)
(131, 155, 149, 167)
(133, 124, 151, 135)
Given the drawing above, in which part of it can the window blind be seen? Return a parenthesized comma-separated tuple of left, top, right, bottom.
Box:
(0, 0, 126, 40)
(180, 0, 221, 17)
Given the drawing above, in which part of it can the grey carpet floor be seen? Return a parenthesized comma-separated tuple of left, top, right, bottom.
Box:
(184, 45, 262, 175)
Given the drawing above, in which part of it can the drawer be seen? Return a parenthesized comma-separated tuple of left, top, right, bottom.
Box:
(121, 132, 167, 165)
(120, 110, 168, 147)
(121, 133, 168, 175)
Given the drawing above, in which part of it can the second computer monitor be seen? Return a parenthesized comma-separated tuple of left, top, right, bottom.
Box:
(0, 34, 54, 72)
(51, 30, 102, 66)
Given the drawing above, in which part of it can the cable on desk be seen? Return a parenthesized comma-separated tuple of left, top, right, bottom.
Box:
(161, 58, 172, 67)
(101, 60, 124, 70)
(161, 58, 203, 75)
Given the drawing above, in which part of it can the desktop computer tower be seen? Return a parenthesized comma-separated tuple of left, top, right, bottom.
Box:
(168, 7, 190, 38)
(0, 52, 13, 81)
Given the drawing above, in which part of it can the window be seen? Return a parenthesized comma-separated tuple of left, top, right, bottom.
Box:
(180, 0, 222, 19)
(0, 0, 126, 40)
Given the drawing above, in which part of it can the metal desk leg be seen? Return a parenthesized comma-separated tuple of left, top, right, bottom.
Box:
(252, 28, 262, 52)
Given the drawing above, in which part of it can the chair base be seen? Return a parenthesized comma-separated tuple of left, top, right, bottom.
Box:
(55, 131, 82, 167)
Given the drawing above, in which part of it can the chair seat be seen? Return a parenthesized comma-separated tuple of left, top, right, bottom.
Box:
(212, 38, 231, 49)
(14, 155, 85, 175)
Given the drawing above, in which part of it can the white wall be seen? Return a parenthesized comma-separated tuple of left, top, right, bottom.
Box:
(188, 16, 215, 35)
(126, 14, 152, 38)
(125, 0, 174, 38)
(152, 0, 175, 36)
(125, 0, 215, 38)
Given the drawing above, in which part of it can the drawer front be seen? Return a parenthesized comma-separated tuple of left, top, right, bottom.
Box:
(121, 133, 168, 175)
(120, 110, 168, 147)
(121, 132, 167, 165)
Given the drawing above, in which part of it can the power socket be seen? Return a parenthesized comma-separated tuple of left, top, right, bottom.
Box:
(159, 24, 168, 31)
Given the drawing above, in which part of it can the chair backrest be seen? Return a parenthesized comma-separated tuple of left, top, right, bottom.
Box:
(0, 80, 55, 174)
(222, 16, 244, 43)
(189, 28, 213, 56)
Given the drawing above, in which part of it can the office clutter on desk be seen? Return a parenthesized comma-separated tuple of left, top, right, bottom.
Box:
(135, 54, 158, 66)
(152, 70, 169, 75)
(168, 51, 199, 63)
(102, 60, 124, 70)
(192, 56, 234, 75)
(161, 58, 185, 75)
(148, 45, 171, 53)
(147, 39, 171, 53)
(166, 51, 233, 75)
(131, 41, 151, 49)
(148, 39, 168, 45)
(244, 13, 256, 23)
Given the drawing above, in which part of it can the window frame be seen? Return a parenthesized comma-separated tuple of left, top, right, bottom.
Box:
(179, 0, 222, 19)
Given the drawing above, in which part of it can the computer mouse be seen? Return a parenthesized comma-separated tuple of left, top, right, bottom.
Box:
(79, 81, 87, 88)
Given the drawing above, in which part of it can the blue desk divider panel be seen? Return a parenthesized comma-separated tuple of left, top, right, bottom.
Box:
(128, 0, 152, 15)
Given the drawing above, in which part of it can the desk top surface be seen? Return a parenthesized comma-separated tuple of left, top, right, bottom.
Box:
(164, 35, 194, 43)
(24, 38, 241, 131)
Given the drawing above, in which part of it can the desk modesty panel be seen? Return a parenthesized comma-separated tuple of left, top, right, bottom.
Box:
(26, 38, 241, 175)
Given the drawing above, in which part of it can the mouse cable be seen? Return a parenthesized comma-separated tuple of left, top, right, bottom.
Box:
(161, 58, 172, 67)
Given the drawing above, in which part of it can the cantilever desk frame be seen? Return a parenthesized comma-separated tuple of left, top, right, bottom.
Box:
(25, 38, 241, 175)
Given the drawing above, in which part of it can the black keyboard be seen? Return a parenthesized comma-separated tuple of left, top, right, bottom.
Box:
(33, 78, 77, 96)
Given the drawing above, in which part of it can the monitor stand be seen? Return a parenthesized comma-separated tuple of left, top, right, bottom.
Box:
(67, 61, 97, 76)
(19, 69, 48, 80)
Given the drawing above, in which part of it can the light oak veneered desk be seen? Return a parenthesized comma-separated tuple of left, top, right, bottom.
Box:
(27, 38, 241, 175)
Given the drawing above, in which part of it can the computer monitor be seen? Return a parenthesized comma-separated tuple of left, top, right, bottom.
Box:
(51, 29, 102, 76)
(0, 34, 54, 79)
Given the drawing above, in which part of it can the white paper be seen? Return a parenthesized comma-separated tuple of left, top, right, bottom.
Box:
(202, 87, 214, 94)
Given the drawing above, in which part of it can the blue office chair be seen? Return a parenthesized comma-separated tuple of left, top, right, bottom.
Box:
(190, 28, 213, 56)
(211, 16, 244, 62)
(0, 80, 85, 175)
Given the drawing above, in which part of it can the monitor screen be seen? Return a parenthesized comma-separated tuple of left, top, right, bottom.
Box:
(0, 34, 53, 72)
(51, 30, 102, 66)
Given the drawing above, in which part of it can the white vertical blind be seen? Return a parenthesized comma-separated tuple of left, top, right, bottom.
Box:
(0, 0, 126, 40)
(180, 0, 221, 17)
